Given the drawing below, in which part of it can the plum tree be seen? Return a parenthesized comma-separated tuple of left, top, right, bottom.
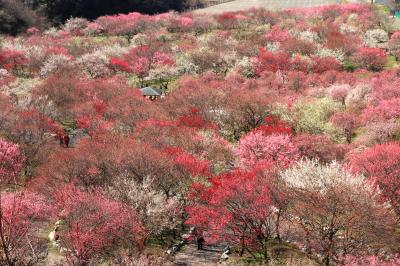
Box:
(281, 160, 397, 265)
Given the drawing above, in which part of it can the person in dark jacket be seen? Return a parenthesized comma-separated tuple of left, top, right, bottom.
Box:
(59, 133, 70, 148)
(196, 235, 205, 250)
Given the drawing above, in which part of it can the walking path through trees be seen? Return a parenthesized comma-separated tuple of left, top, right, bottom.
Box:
(174, 244, 224, 266)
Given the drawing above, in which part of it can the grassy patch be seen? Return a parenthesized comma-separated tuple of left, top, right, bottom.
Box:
(376, 4, 391, 14)
(343, 61, 358, 72)
(226, 241, 318, 266)
(386, 55, 398, 69)
(60, 119, 77, 131)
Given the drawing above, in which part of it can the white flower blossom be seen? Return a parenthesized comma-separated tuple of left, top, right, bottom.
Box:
(281, 159, 375, 194)
(176, 53, 200, 75)
(39, 54, 71, 77)
(76, 44, 127, 78)
(364, 29, 389, 48)
(299, 30, 320, 43)
(316, 47, 345, 62)
(235, 56, 254, 77)
(266, 42, 280, 52)
(63, 18, 89, 33)
(339, 24, 358, 35)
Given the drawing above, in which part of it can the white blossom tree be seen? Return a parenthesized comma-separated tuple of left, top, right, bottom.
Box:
(281, 160, 398, 266)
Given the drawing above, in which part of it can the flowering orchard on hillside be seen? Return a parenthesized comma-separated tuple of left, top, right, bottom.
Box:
(0, 2, 400, 265)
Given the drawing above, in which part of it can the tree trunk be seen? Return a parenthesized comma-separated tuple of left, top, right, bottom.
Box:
(263, 238, 268, 261)
(246, 247, 257, 260)
(275, 210, 282, 242)
(239, 237, 245, 257)
(0, 195, 13, 266)
(323, 256, 330, 266)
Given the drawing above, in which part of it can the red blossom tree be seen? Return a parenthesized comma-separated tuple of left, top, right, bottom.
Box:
(266, 26, 291, 43)
(349, 143, 400, 216)
(352, 47, 387, 71)
(186, 169, 275, 260)
(110, 46, 152, 86)
(163, 147, 211, 177)
(0, 49, 25, 75)
(253, 48, 290, 75)
(324, 29, 361, 54)
(389, 30, 400, 59)
(253, 115, 293, 136)
(177, 108, 208, 129)
(330, 85, 350, 105)
(219, 13, 248, 29)
(312, 56, 341, 73)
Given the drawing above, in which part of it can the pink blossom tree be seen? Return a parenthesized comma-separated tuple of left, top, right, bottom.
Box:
(330, 85, 350, 105)
(55, 184, 146, 265)
(330, 111, 360, 143)
(235, 132, 299, 169)
(362, 98, 400, 123)
(0, 139, 25, 184)
(293, 134, 349, 163)
(0, 139, 51, 265)
(0, 192, 51, 265)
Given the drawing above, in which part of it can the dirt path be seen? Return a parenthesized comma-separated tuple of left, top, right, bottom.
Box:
(174, 244, 223, 266)
(43, 246, 64, 266)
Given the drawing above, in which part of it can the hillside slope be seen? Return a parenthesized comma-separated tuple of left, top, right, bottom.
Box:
(194, 0, 367, 14)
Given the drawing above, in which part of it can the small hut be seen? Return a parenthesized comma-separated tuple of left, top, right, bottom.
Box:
(140, 86, 165, 100)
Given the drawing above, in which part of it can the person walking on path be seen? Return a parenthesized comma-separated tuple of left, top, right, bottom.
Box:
(196, 234, 205, 250)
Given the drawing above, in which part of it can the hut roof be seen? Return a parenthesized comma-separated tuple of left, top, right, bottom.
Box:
(140, 86, 163, 96)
